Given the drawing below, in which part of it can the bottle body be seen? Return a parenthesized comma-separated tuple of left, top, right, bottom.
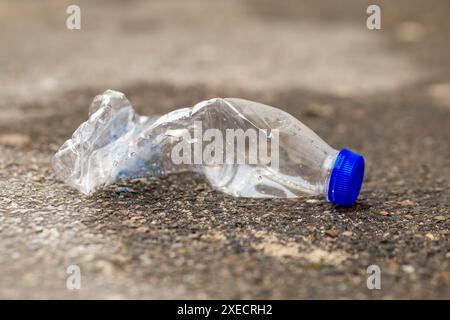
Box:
(53, 90, 363, 204)
(184, 97, 339, 198)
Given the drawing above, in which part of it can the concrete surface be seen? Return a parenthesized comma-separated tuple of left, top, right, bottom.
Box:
(0, 0, 449, 299)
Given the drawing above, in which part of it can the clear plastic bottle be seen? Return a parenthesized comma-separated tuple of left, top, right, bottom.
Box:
(53, 90, 365, 205)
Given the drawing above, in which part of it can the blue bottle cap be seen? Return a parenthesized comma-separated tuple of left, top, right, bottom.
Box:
(327, 148, 365, 206)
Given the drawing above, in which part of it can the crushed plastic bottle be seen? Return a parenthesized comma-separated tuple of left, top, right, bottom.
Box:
(53, 90, 365, 205)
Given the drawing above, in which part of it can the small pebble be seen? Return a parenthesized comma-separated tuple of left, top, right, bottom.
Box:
(398, 200, 415, 206)
(425, 233, 435, 241)
(402, 265, 415, 274)
(325, 229, 338, 238)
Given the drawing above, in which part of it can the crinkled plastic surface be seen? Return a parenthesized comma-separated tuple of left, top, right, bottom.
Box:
(53, 90, 338, 197)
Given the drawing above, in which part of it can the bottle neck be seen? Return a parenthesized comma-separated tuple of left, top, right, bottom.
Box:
(321, 149, 339, 198)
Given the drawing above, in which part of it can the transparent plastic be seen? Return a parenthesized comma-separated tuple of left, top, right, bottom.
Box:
(53, 90, 340, 198)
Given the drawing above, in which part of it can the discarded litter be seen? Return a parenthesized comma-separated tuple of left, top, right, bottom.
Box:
(53, 90, 364, 205)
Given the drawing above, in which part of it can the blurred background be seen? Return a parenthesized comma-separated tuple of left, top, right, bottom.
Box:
(0, 0, 448, 299)
(1, 0, 449, 103)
